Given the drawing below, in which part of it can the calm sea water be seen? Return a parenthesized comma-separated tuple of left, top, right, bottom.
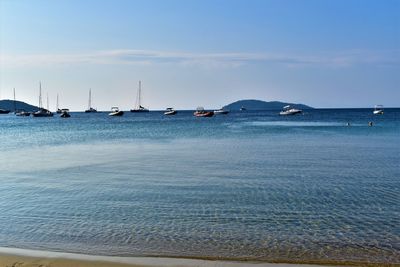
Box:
(0, 109, 399, 264)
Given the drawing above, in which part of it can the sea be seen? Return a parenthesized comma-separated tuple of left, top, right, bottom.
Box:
(0, 109, 399, 265)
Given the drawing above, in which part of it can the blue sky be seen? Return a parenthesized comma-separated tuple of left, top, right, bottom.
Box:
(1, 0, 399, 110)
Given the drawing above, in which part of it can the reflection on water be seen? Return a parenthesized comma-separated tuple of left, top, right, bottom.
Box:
(0, 109, 399, 264)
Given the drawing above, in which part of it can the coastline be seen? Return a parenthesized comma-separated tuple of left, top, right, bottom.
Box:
(0, 248, 398, 267)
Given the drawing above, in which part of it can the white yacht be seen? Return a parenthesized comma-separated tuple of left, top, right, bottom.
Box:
(164, 108, 177, 115)
(279, 105, 302, 116)
(109, 107, 124, 116)
(214, 108, 229, 115)
(373, 105, 384, 115)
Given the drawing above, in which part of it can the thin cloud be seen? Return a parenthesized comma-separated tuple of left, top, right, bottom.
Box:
(1, 49, 398, 68)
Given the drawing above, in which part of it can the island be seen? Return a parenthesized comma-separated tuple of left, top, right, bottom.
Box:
(223, 99, 313, 111)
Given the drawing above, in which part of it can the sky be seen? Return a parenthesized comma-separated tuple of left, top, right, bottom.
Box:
(0, 0, 399, 110)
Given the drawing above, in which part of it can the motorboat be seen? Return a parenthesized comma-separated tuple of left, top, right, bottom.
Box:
(194, 107, 214, 117)
(279, 105, 302, 115)
(240, 106, 246, 111)
(164, 108, 177, 115)
(32, 108, 53, 117)
(15, 109, 31, 116)
(130, 81, 149, 112)
(373, 105, 384, 115)
(0, 109, 10, 114)
(60, 109, 71, 118)
(214, 108, 229, 115)
(85, 89, 97, 113)
(109, 107, 124, 116)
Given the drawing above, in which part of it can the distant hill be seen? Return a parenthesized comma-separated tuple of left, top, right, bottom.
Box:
(224, 99, 313, 110)
(0, 99, 39, 112)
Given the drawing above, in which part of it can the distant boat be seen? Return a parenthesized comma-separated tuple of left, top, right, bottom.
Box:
(214, 108, 229, 115)
(0, 109, 10, 114)
(56, 94, 62, 114)
(15, 110, 31, 116)
(109, 107, 124, 116)
(194, 107, 214, 117)
(60, 109, 71, 118)
(85, 89, 97, 113)
(279, 105, 302, 116)
(12, 88, 30, 116)
(32, 82, 53, 117)
(240, 106, 246, 111)
(373, 105, 384, 115)
(130, 81, 149, 112)
(164, 107, 177, 115)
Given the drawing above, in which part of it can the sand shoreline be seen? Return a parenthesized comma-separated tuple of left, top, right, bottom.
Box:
(0, 247, 340, 267)
(1, 247, 398, 267)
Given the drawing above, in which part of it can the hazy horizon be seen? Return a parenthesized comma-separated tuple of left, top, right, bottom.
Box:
(1, 0, 399, 110)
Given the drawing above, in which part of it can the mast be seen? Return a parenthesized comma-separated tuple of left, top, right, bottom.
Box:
(139, 81, 141, 108)
(47, 93, 49, 111)
(88, 89, 91, 109)
(57, 93, 59, 110)
(39, 82, 43, 109)
(13, 88, 16, 112)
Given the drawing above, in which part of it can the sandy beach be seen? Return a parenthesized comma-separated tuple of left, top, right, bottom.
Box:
(0, 248, 351, 267)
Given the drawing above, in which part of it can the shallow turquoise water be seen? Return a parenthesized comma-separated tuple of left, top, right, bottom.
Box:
(0, 109, 399, 264)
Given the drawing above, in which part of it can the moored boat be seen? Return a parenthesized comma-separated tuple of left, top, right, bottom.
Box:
(279, 105, 302, 115)
(15, 110, 31, 116)
(214, 108, 229, 115)
(194, 107, 214, 117)
(373, 105, 384, 115)
(0, 109, 10, 114)
(164, 108, 177, 115)
(32, 82, 53, 117)
(109, 107, 124, 116)
(130, 81, 149, 112)
(85, 89, 97, 113)
(60, 109, 71, 118)
(56, 94, 62, 113)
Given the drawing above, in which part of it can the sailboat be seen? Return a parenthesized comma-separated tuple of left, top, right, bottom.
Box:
(56, 94, 62, 113)
(14, 88, 31, 116)
(32, 82, 53, 117)
(85, 89, 97, 113)
(130, 81, 149, 112)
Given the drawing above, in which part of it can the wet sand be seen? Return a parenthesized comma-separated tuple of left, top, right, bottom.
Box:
(0, 248, 348, 267)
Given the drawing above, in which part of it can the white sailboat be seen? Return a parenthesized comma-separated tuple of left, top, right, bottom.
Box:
(32, 82, 53, 117)
(130, 81, 149, 112)
(56, 93, 62, 113)
(14, 88, 31, 116)
(85, 89, 97, 113)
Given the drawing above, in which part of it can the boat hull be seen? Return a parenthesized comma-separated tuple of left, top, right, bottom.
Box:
(194, 111, 214, 117)
(109, 111, 124, 116)
(130, 109, 149, 113)
(164, 110, 177, 115)
(32, 109, 54, 117)
(214, 110, 229, 115)
(373, 110, 384, 115)
(279, 109, 302, 116)
(15, 111, 31, 116)
(0, 109, 10, 114)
